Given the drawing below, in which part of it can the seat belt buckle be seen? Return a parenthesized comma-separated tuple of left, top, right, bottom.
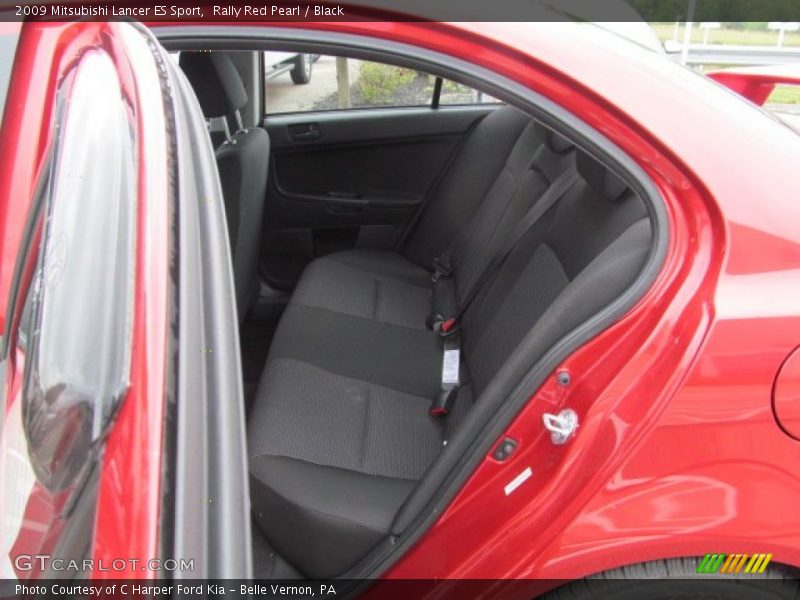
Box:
(430, 385, 458, 417)
(435, 317, 459, 337)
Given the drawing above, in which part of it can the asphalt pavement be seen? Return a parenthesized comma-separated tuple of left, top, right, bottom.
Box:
(265, 55, 362, 114)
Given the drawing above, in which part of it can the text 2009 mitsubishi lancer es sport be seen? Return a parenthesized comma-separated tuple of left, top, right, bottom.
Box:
(1, 9, 800, 599)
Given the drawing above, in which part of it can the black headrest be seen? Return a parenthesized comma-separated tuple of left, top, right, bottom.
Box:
(576, 150, 628, 200)
(179, 52, 247, 118)
(544, 128, 574, 154)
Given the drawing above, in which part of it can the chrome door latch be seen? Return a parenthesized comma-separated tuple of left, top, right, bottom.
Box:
(542, 409, 578, 445)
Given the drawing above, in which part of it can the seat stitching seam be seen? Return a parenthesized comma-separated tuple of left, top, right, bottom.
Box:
(267, 357, 434, 410)
(316, 255, 431, 289)
(286, 303, 428, 333)
(372, 277, 380, 320)
(256, 453, 420, 483)
(360, 384, 369, 471)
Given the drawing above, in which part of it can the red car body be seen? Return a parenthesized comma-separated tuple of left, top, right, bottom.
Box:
(1, 17, 799, 594)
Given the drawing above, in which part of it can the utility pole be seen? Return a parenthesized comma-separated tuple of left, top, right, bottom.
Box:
(680, 0, 697, 65)
(336, 56, 351, 109)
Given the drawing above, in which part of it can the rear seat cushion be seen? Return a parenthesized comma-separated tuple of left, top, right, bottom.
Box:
(248, 357, 472, 577)
(249, 456, 415, 581)
(268, 303, 443, 397)
(250, 358, 461, 481)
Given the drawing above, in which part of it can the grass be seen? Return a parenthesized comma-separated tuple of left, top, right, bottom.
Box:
(768, 85, 800, 104)
(650, 22, 800, 47)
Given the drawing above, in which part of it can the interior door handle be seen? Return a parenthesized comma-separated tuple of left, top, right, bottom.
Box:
(288, 122, 320, 141)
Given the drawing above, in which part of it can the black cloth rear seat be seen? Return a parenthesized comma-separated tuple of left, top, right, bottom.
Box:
(247, 107, 652, 578)
(287, 106, 533, 330)
(289, 108, 574, 331)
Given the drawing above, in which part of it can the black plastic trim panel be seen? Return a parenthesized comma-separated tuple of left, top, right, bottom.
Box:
(265, 105, 496, 150)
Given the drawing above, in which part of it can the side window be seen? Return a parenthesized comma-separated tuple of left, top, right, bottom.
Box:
(20, 48, 136, 494)
(439, 78, 499, 105)
(264, 53, 500, 114)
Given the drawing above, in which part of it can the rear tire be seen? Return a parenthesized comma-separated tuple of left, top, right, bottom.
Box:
(290, 54, 312, 84)
(542, 557, 799, 600)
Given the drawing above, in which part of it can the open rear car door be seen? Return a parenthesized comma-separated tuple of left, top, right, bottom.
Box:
(0, 20, 249, 579)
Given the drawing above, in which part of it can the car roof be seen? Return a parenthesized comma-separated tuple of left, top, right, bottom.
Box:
(447, 21, 800, 240)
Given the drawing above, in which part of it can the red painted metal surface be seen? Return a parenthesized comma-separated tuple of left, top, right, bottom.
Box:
(774, 347, 800, 441)
(2, 15, 799, 588)
(708, 64, 800, 105)
(90, 22, 171, 580)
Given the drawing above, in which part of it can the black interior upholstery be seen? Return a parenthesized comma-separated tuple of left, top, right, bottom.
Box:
(179, 51, 248, 117)
(246, 106, 653, 578)
(180, 51, 270, 319)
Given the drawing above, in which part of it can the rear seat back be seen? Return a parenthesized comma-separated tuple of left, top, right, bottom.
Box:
(462, 149, 651, 399)
(432, 126, 576, 319)
(402, 107, 532, 267)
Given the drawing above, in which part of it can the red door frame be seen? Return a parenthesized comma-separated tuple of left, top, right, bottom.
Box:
(0, 22, 171, 578)
(3, 18, 799, 586)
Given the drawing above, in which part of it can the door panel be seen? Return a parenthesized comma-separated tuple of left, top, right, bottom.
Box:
(262, 105, 495, 289)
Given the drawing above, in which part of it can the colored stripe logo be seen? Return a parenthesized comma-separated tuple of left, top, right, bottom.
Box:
(697, 553, 773, 574)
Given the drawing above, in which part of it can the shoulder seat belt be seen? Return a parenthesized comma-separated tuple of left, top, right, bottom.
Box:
(429, 168, 579, 417)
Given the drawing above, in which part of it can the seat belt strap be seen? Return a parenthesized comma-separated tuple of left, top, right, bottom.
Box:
(431, 254, 452, 283)
(449, 168, 578, 326)
(430, 169, 578, 419)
